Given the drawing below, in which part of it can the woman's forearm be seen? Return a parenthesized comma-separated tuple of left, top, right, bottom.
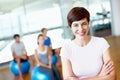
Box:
(65, 76, 99, 80)
(81, 72, 115, 80)
(80, 61, 116, 80)
(80, 74, 115, 80)
(48, 55, 52, 66)
(66, 73, 115, 80)
(66, 76, 110, 80)
(80, 75, 108, 80)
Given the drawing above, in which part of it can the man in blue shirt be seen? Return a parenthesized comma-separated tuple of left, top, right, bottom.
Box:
(41, 28, 52, 48)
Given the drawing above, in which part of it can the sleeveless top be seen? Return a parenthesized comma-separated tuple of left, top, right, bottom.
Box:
(37, 47, 49, 65)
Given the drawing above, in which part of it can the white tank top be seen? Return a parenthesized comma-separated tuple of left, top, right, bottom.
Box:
(37, 47, 49, 65)
(60, 36, 110, 79)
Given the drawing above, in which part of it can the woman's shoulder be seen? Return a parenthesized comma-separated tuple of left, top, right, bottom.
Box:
(92, 36, 107, 42)
(92, 36, 107, 44)
(35, 47, 39, 50)
(35, 47, 42, 51)
(61, 39, 73, 49)
(63, 39, 72, 45)
(34, 48, 38, 54)
(60, 40, 72, 59)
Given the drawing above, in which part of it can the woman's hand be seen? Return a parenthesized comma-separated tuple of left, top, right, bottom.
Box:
(47, 64, 52, 69)
(98, 60, 114, 76)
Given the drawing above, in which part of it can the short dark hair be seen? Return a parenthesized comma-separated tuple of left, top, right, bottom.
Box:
(41, 28, 47, 33)
(67, 7, 90, 27)
(37, 34, 43, 44)
(13, 34, 20, 39)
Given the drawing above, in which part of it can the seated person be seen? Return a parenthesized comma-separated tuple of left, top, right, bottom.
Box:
(11, 34, 32, 80)
(34, 34, 61, 80)
(41, 28, 52, 48)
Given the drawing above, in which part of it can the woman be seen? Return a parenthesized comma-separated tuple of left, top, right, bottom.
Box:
(60, 7, 116, 80)
(34, 34, 61, 80)
(34, 34, 54, 80)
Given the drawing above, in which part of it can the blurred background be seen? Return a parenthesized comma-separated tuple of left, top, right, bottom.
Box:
(0, 0, 120, 80)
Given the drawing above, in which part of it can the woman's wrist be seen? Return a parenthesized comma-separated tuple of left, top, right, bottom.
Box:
(96, 74, 109, 80)
(65, 76, 79, 80)
(49, 62, 52, 66)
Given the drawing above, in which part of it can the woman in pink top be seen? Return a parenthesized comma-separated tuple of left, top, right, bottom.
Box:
(60, 7, 116, 80)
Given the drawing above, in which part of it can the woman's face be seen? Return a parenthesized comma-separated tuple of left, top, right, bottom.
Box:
(71, 18, 89, 38)
(38, 36, 45, 45)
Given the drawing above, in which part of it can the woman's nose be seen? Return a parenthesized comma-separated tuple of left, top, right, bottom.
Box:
(78, 25, 83, 30)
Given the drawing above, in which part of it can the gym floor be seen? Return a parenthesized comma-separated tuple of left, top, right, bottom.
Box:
(0, 36, 120, 80)
(0, 57, 62, 80)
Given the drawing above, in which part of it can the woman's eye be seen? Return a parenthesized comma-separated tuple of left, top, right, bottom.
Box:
(73, 24, 79, 27)
(82, 22, 87, 26)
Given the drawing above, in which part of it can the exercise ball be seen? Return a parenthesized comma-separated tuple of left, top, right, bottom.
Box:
(52, 54, 57, 65)
(32, 66, 50, 80)
(10, 60, 30, 76)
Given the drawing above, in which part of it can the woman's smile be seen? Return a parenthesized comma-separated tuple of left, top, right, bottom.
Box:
(76, 30, 86, 36)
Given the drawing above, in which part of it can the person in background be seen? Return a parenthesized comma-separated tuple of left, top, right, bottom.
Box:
(34, 34, 54, 80)
(34, 34, 61, 80)
(60, 7, 116, 80)
(41, 28, 52, 48)
(55, 48, 62, 67)
(41, 28, 62, 79)
(11, 34, 32, 80)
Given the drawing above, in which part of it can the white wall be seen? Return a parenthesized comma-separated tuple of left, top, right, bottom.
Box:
(110, 0, 120, 36)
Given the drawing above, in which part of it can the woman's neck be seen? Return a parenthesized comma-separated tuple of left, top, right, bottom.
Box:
(39, 44, 44, 47)
(74, 36, 91, 47)
(38, 44, 45, 51)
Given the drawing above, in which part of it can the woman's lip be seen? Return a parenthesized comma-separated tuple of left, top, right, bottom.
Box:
(76, 32, 86, 36)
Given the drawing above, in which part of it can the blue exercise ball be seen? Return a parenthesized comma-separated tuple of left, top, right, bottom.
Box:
(52, 54, 57, 65)
(10, 60, 30, 76)
(32, 66, 50, 80)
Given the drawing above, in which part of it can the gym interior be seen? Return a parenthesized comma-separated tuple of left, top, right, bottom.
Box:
(0, 0, 120, 80)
